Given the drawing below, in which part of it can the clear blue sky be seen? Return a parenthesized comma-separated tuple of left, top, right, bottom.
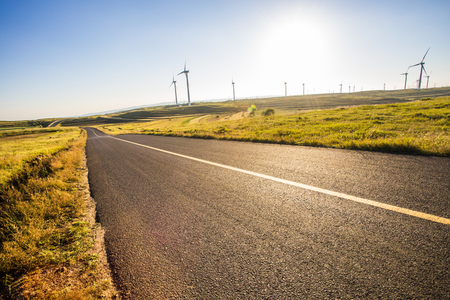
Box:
(1, 0, 449, 120)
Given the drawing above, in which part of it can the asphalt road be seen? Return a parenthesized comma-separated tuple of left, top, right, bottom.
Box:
(85, 127, 450, 299)
(47, 119, 70, 127)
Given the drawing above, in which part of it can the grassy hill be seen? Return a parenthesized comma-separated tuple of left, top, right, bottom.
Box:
(93, 96, 450, 156)
(0, 119, 57, 130)
(61, 87, 450, 126)
(3, 87, 450, 128)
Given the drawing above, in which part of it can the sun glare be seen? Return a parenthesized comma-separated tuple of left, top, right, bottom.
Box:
(261, 17, 331, 66)
(254, 10, 336, 94)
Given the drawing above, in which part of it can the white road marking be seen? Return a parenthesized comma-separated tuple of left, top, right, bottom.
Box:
(92, 131, 450, 226)
(90, 129, 101, 137)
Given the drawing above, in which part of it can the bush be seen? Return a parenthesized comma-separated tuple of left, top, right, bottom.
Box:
(262, 108, 275, 116)
(248, 104, 257, 116)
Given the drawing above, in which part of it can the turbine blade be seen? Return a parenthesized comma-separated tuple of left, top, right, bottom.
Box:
(422, 66, 427, 75)
(409, 63, 420, 68)
(177, 71, 184, 75)
(421, 47, 430, 62)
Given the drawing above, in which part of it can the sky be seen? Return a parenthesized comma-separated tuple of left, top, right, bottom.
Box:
(1, 0, 450, 121)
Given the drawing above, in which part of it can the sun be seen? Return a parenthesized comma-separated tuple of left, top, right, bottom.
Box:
(257, 12, 334, 79)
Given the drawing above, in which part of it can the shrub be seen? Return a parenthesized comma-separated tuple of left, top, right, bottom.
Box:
(262, 108, 275, 116)
(248, 104, 257, 116)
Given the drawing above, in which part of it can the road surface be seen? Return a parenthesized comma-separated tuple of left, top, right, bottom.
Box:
(85, 128, 450, 299)
(47, 119, 71, 127)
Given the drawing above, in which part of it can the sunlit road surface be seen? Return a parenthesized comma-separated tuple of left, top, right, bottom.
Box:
(85, 128, 450, 299)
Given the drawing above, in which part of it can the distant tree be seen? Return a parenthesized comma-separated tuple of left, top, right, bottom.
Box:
(262, 108, 275, 116)
(248, 104, 257, 116)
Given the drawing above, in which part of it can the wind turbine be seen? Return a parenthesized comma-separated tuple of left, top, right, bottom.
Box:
(302, 83, 305, 95)
(284, 82, 287, 97)
(339, 81, 343, 93)
(425, 71, 432, 88)
(169, 75, 178, 105)
(178, 61, 191, 106)
(409, 47, 430, 90)
(232, 79, 236, 100)
(400, 70, 409, 89)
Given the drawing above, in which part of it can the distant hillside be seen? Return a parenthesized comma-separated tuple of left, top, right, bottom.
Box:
(60, 87, 450, 127)
(0, 119, 57, 129)
(240, 87, 450, 111)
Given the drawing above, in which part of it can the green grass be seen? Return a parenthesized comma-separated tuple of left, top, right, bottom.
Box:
(113, 101, 248, 119)
(0, 128, 81, 185)
(0, 119, 57, 129)
(0, 129, 116, 299)
(95, 96, 450, 156)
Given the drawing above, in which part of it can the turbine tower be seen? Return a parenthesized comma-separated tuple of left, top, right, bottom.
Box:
(232, 79, 236, 101)
(409, 48, 430, 90)
(284, 82, 287, 97)
(400, 70, 409, 89)
(425, 71, 432, 89)
(339, 81, 343, 93)
(169, 75, 178, 105)
(178, 61, 191, 106)
(302, 83, 305, 95)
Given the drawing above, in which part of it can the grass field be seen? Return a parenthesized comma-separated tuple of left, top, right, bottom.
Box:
(0, 119, 57, 130)
(0, 128, 116, 299)
(62, 87, 450, 124)
(0, 128, 80, 185)
(94, 96, 450, 156)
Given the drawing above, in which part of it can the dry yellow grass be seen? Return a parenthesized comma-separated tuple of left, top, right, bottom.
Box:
(0, 129, 118, 299)
(94, 97, 450, 156)
(0, 128, 80, 185)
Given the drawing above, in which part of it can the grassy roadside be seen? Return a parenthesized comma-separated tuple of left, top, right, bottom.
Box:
(0, 128, 117, 299)
(0, 128, 81, 185)
(95, 96, 450, 156)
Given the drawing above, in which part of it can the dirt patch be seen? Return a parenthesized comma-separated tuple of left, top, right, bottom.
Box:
(221, 111, 250, 121)
(189, 115, 211, 124)
(206, 116, 221, 122)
